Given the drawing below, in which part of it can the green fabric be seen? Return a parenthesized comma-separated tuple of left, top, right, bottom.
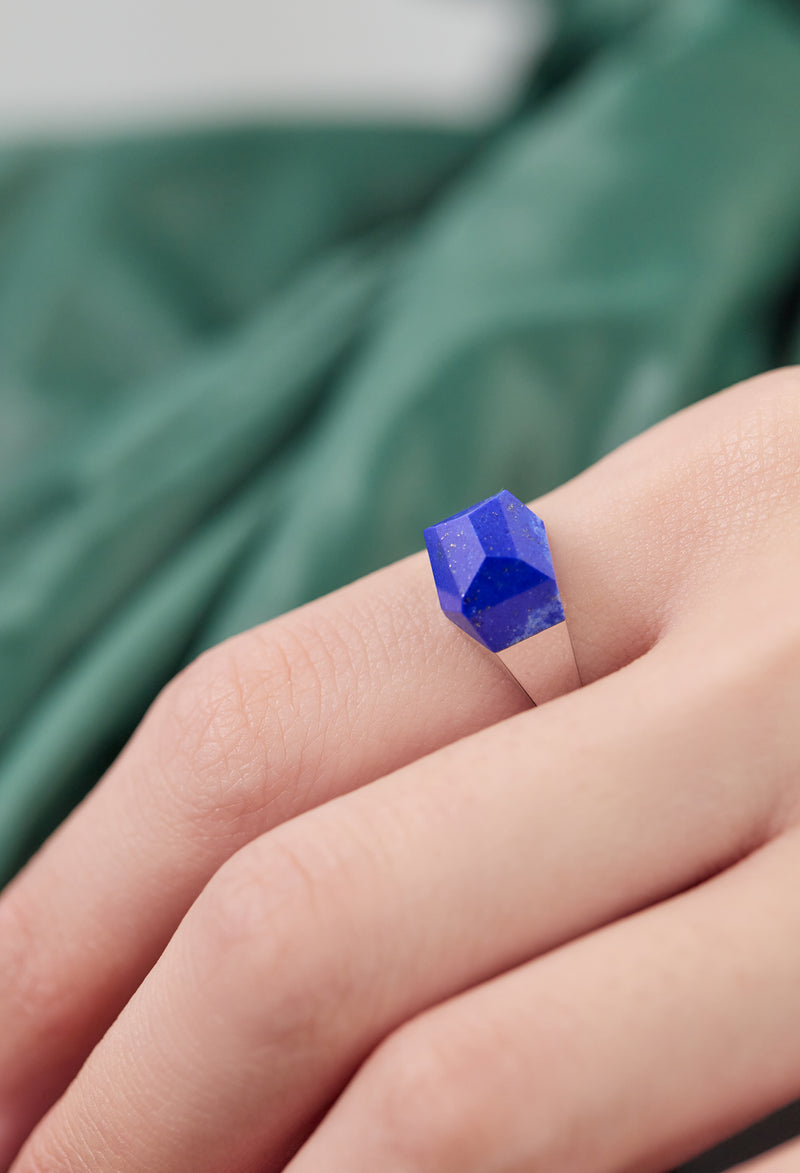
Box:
(4, 0, 800, 876)
(2, 1, 800, 1162)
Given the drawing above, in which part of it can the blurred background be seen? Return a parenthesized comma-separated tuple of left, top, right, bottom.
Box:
(2, 3, 800, 1166)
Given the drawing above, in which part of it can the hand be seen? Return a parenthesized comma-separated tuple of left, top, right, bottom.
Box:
(3, 369, 800, 1173)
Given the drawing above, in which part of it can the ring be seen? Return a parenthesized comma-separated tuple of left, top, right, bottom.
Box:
(423, 490, 582, 706)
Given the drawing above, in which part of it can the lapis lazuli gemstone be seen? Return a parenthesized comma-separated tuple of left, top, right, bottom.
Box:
(423, 490, 565, 653)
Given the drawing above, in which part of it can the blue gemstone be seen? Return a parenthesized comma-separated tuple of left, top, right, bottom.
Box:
(423, 490, 565, 653)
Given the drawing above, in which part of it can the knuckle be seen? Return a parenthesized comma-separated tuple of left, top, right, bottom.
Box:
(149, 616, 339, 836)
(361, 1022, 466, 1168)
(364, 1005, 582, 1172)
(191, 823, 362, 1047)
(647, 366, 800, 628)
(201, 831, 322, 952)
(159, 643, 261, 782)
(674, 368, 800, 655)
(364, 1020, 500, 1171)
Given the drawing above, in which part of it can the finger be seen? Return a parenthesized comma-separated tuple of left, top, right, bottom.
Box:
(1, 367, 798, 1154)
(13, 586, 799, 1173)
(284, 827, 800, 1173)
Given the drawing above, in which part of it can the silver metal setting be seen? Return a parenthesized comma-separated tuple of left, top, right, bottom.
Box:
(496, 618, 582, 706)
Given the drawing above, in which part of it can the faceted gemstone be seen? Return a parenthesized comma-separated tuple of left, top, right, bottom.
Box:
(423, 490, 564, 652)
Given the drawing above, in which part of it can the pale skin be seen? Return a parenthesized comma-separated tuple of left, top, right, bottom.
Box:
(2, 369, 800, 1172)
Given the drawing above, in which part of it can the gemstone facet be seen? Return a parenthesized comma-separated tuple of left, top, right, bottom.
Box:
(424, 490, 565, 653)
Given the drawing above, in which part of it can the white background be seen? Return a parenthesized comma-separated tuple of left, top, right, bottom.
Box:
(0, 0, 545, 138)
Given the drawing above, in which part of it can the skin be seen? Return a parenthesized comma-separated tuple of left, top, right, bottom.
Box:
(2, 368, 800, 1172)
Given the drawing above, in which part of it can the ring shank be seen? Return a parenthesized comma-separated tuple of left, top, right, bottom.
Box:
(496, 620, 582, 706)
